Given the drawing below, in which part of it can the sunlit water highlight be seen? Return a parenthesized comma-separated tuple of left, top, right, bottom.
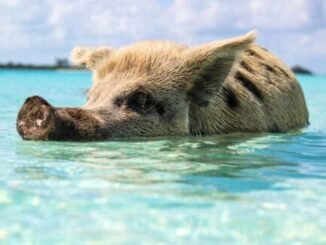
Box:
(0, 70, 326, 244)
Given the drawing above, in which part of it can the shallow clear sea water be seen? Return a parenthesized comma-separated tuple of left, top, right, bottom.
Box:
(0, 69, 325, 244)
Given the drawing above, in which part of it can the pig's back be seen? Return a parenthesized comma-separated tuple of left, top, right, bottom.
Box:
(214, 45, 309, 133)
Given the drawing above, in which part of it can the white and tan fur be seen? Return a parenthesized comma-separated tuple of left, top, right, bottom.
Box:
(71, 31, 308, 137)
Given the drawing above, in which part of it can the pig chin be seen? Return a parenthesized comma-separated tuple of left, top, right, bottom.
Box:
(16, 96, 109, 141)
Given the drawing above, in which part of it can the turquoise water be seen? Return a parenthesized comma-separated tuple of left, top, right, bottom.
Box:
(0, 69, 326, 244)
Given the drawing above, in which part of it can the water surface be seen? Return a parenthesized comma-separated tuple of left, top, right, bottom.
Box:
(0, 70, 326, 244)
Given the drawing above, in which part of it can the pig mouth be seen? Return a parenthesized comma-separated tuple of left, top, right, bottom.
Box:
(16, 96, 108, 141)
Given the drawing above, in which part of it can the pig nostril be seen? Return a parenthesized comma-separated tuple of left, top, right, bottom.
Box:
(36, 119, 43, 127)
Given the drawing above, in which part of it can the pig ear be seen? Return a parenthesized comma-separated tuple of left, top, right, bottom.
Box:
(71, 47, 114, 71)
(184, 31, 257, 107)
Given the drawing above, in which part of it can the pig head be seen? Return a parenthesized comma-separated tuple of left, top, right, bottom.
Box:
(17, 32, 256, 141)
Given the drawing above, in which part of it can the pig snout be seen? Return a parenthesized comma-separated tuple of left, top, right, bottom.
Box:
(17, 96, 108, 141)
(16, 96, 55, 140)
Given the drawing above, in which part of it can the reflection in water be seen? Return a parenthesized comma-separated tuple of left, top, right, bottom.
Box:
(14, 132, 309, 195)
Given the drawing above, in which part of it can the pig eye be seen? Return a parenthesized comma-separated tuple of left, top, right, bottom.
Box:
(114, 97, 124, 107)
(127, 90, 158, 114)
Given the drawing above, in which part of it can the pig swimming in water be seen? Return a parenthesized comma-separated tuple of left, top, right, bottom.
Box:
(16, 31, 309, 141)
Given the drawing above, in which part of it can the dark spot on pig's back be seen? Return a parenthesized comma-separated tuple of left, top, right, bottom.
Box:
(240, 61, 254, 73)
(221, 86, 239, 109)
(235, 71, 263, 102)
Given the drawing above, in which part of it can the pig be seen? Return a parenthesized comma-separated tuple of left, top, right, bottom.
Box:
(16, 31, 309, 141)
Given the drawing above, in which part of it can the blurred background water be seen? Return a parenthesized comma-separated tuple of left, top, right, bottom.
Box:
(0, 69, 326, 244)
